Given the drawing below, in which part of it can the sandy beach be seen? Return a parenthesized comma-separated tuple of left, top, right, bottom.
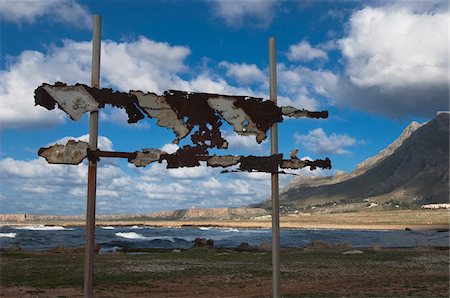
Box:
(2, 210, 448, 231)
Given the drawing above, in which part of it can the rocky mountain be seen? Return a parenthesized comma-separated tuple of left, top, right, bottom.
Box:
(258, 112, 449, 211)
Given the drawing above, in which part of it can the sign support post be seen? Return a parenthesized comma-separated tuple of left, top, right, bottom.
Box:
(84, 15, 101, 298)
(269, 37, 281, 298)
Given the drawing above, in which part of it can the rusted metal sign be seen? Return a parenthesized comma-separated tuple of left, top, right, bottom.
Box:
(35, 83, 331, 173)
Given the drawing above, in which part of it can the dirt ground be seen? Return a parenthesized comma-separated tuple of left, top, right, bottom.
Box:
(1, 247, 449, 297)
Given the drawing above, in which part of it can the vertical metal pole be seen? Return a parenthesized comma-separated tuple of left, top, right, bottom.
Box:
(269, 37, 281, 298)
(84, 15, 101, 298)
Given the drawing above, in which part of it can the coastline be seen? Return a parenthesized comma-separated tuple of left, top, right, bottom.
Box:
(1, 210, 448, 231)
(1, 220, 448, 231)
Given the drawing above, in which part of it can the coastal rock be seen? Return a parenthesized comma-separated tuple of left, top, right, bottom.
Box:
(304, 240, 352, 251)
(259, 240, 271, 252)
(4, 245, 22, 253)
(192, 238, 214, 249)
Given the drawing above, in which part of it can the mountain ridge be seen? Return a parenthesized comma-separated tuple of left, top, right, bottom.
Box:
(258, 112, 449, 211)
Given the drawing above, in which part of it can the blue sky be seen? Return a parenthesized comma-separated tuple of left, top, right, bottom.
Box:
(0, 0, 448, 215)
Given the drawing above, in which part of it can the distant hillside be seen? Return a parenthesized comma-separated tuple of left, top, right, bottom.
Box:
(257, 112, 449, 212)
(0, 207, 269, 222)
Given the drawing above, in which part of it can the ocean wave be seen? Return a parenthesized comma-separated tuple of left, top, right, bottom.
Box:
(13, 225, 74, 231)
(115, 232, 179, 243)
(0, 232, 16, 238)
(223, 228, 239, 233)
(100, 226, 115, 230)
(198, 227, 210, 231)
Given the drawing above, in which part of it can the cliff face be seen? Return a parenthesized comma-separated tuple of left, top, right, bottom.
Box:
(263, 112, 449, 210)
(147, 207, 268, 220)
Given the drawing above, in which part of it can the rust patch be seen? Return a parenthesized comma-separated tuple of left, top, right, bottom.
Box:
(131, 91, 190, 144)
(130, 149, 164, 167)
(38, 140, 331, 173)
(35, 83, 331, 173)
(281, 106, 328, 119)
(38, 140, 89, 164)
(35, 83, 328, 148)
(207, 155, 241, 167)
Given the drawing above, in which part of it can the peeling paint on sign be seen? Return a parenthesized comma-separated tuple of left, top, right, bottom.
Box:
(38, 141, 331, 173)
(130, 149, 164, 167)
(38, 140, 89, 164)
(131, 91, 190, 144)
(35, 83, 328, 147)
(36, 82, 331, 173)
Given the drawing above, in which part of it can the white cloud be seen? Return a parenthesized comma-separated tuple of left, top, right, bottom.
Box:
(294, 128, 360, 155)
(287, 41, 328, 62)
(0, 130, 332, 214)
(278, 2, 449, 118)
(222, 130, 268, 153)
(209, 0, 279, 28)
(219, 61, 266, 84)
(330, 4, 449, 117)
(0, 0, 92, 28)
(0, 37, 191, 129)
(49, 134, 113, 151)
(339, 6, 447, 89)
(0, 34, 332, 130)
(160, 143, 179, 154)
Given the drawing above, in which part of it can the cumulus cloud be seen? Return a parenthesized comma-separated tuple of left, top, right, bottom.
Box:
(220, 131, 268, 154)
(294, 128, 361, 155)
(49, 134, 114, 151)
(209, 0, 279, 28)
(334, 4, 448, 118)
(0, 151, 265, 215)
(219, 61, 266, 84)
(0, 37, 255, 129)
(280, 3, 449, 118)
(0, 0, 92, 28)
(287, 41, 328, 62)
(339, 6, 447, 89)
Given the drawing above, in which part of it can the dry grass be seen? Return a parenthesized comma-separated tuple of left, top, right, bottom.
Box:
(1, 248, 449, 297)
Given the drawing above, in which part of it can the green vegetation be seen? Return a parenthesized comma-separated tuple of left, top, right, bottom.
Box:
(1, 248, 449, 297)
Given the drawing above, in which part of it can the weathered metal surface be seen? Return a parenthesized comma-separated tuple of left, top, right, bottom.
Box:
(35, 83, 328, 147)
(36, 83, 331, 173)
(207, 97, 269, 143)
(40, 84, 99, 120)
(132, 91, 190, 144)
(280, 157, 331, 170)
(207, 154, 241, 167)
(130, 149, 164, 167)
(39, 140, 331, 173)
(281, 106, 328, 119)
(38, 140, 89, 164)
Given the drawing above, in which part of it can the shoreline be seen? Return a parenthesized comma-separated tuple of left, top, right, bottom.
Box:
(1, 210, 448, 231)
(1, 220, 448, 231)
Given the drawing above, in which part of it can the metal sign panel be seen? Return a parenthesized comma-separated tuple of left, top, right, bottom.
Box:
(35, 83, 332, 173)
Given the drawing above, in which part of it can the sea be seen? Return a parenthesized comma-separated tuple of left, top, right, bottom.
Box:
(0, 225, 448, 253)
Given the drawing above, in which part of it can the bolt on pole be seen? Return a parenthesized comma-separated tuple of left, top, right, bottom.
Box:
(269, 37, 281, 298)
(84, 14, 101, 298)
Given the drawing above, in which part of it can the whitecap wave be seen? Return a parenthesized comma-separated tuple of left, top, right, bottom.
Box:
(130, 225, 143, 229)
(115, 232, 177, 243)
(0, 232, 16, 238)
(223, 228, 239, 233)
(101, 226, 115, 230)
(13, 225, 74, 231)
(115, 232, 147, 239)
(198, 227, 210, 231)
